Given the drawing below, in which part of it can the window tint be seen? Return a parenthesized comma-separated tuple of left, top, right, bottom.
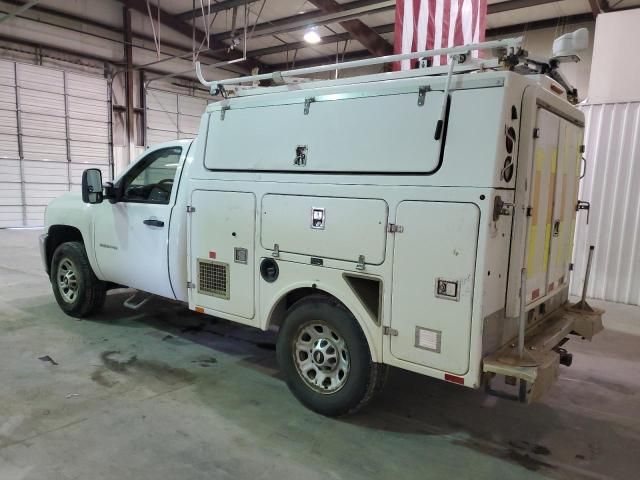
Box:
(121, 147, 182, 204)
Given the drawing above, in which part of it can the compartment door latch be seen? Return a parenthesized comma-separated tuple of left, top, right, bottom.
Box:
(576, 200, 590, 224)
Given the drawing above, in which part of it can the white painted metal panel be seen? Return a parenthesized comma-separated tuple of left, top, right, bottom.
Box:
(0, 110, 17, 135)
(65, 72, 107, 100)
(22, 137, 67, 161)
(147, 109, 178, 132)
(178, 115, 201, 135)
(22, 160, 68, 184)
(0, 159, 20, 182)
(0, 61, 111, 228)
(0, 183, 21, 205)
(147, 128, 178, 145)
(68, 118, 108, 143)
(23, 183, 69, 206)
(67, 96, 108, 122)
(178, 95, 207, 116)
(16, 64, 64, 94)
(18, 90, 65, 116)
(0, 84, 16, 110)
(206, 90, 444, 173)
(25, 206, 47, 226)
(571, 102, 640, 305)
(70, 141, 109, 163)
(0, 60, 15, 86)
(20, 112, 66, 139)
(261, 195, 388, 264)
(0, 134, 19, 159)
(69, 163, 110, 185)
(146, 90, 177, 113)
(390, 201, 478, 374)
(190, 190, 256, 321)
(0, 206, 23, 228)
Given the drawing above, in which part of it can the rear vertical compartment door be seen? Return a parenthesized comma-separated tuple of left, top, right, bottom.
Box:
(525, 109, 560, 303)
(524, 109, 582, 304)
(390, 202, 479, 375)
(547, 120, 583, 295)
(190, 190, 256, 322)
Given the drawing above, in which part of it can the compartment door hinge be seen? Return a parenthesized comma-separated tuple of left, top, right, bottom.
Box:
(417, 86, 430, 106)
(304, 97, 315, 115)
(186, 281, 195, 289)
(383, 326, 399, 336)
(388, 223, 404, 233)
(186, 205, 196, 213)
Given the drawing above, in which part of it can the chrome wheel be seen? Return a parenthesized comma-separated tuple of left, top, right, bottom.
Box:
(56, 258, 79, 303)
(293, 322, 350, 394)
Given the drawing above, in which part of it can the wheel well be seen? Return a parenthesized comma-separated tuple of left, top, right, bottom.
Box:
(267, 287, 335, 330)
(45, 225, 83, 275)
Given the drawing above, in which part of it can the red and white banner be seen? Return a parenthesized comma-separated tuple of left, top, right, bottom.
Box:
(394, 0, 487, 70)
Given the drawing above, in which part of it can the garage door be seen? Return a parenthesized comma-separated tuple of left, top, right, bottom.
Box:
(0, 60, 112, 228)
(146, 89, 208, 146)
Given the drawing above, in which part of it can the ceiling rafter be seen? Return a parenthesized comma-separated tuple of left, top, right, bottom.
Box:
(176, 0, 262, 21)
(249, 24, 394, 58)
(211, 0, 394, 42)
(268, 12, 597, 71)
(118, 0, 266, 72)
(307, 0, 392, 56)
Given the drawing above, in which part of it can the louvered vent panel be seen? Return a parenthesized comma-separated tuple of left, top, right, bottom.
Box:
(198, 259, 229, 299)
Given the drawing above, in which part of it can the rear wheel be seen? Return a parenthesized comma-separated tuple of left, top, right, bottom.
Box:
(277, 295, 385, 416)
(50, 241, 106, 318)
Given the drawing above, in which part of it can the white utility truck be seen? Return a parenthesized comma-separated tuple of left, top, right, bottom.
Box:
(41, 33, 602, 416)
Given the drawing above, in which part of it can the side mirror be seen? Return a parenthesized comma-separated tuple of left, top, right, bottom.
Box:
(82, 168, 103, 204)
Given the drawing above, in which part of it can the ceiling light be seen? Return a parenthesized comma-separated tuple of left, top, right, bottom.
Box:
(304, 28, 322, 44)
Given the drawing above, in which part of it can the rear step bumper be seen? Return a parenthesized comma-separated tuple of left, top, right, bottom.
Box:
(482, 303, 603, 403)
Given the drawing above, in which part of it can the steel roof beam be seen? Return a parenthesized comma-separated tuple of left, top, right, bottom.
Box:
(176, 0, 263, 21)
(307, 0, 392, 56)
(249, 24, 394, 58)
(212, 0, 394, 42)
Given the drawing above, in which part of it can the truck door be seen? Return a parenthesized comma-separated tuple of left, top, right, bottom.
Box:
(93, 145, 186, 298)
(390, 201, 479, 375)
(524, 109, 582, 304)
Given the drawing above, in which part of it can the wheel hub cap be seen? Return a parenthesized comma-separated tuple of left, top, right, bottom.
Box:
(293, 322, 350, 394)
(56, 258, 79, 303)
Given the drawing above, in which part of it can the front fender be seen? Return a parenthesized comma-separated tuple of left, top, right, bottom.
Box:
(44, 192, 103, 279)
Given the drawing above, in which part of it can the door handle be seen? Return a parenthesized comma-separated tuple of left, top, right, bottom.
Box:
(143, 219, 164, 227)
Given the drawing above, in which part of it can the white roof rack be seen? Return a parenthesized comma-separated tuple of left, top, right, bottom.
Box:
(195, 37, 523, 95)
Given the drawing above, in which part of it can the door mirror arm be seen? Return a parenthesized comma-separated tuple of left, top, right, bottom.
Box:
(103, 182, 120, 204)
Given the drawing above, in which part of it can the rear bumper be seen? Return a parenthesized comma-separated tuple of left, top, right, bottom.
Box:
(482, 303, 604, 403)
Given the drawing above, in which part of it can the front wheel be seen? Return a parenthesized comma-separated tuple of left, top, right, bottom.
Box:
(50, 241, 106, 318)
(276, 295, 386, 416)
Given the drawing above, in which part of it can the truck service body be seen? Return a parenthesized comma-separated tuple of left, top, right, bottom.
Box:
(41, 38, 603, 415)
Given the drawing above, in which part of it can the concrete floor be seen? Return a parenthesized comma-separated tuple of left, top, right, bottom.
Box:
(1, 229, 639, 480)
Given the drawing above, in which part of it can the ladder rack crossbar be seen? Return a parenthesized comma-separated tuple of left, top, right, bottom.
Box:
(195, 36, 522, 92)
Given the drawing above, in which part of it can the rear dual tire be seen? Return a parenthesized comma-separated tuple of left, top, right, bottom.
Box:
(277, 295, 387, 416)
(50, 241, 106, 318)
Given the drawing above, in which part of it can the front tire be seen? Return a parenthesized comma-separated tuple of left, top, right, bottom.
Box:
(50, 241, 106, 318)
(277, 295, 385, 416)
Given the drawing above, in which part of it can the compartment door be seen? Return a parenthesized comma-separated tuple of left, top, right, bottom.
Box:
(525, 109, 560, 304)
(390, 201, 479, 375)
(547, 119, 583, 295)
(190, 190, 256, 322)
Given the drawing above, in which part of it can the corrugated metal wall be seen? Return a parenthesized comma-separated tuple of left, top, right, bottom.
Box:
(570, 102, 640, 305)
(0, 60, 112, 227)
(145, 89, 208, 145)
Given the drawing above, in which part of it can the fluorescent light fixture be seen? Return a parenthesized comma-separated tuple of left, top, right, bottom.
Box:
(304, 28, 322, 44)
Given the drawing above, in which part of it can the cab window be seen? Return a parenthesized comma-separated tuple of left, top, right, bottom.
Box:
(121, 147, 182, 204)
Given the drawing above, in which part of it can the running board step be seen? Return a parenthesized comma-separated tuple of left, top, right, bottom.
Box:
(123, 291, 154, 310)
